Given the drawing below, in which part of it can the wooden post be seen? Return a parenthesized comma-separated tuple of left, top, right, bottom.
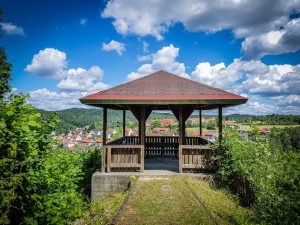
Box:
(102, 106, 107, 172)
(107, 147, 111, 173)
(199, 110, 202, 136)
(140, 105, 145, 145)
(123, 109, 126, 137)
(140, 146, 144, 172)
(103, 106, 107, 146)
(179, 105, 184, 145)
(218, 106, 223, 144)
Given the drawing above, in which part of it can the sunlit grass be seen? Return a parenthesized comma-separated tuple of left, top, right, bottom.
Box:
(114, 176, 253, 225)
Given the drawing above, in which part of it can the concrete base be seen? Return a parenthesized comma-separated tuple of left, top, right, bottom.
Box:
(92, 156, 218, 201)
(91, 173, 137, 200)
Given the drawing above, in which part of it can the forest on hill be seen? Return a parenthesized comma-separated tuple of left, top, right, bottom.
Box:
(37, 108, 300, 134)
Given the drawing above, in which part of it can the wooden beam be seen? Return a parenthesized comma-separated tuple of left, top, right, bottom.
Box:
(123, 109, 126, 137)
(103, 106, 107, 146)
(178, 105, 185, 145)
(183, 105, 198, 122)
(126, 105, 140, 121)
(145, 105, 154, 120)
(199, 110, 202, 136)
(218, 106, 223, 144)
(140, 105, 146, 145)
(170, 105, 179, 121)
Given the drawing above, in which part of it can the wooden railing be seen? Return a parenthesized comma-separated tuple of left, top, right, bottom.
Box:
(185, 137, 211, 145)
(102, 145, 144, 173)
(102, 136, 217, 173)
(179, 145, 217, 173)
(232, 174, 255, 206)
(145, 136, 179, 156)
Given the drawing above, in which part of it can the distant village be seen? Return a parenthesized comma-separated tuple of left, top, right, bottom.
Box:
(53, 117, 271, 151)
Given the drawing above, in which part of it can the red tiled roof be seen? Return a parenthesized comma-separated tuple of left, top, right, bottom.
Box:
(80, 70, 247, 109)
(161, 119, 175, 125)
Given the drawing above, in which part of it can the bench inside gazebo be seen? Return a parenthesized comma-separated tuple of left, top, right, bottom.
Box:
(80, 70, 248, 173)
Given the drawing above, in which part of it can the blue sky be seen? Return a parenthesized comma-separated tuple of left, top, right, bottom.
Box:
(1, 0, 300, 115)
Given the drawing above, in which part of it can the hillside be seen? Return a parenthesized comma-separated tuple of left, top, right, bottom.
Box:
(37, 108, 300, 135)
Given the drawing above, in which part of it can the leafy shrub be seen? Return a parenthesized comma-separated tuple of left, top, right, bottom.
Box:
(212, 130, 300, 224)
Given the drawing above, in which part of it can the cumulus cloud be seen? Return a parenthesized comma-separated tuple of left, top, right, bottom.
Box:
(102, 40, 125, 55)
(1, 22, 25, 35)
(226, 100, 279, 115)
(242, 18, 300, 60)
(27, 88, 90, 111)
(57, 66, 109, 92)
(127, 44, 189, 80)
(25, 48, 68, 78)
(191, 59, 269, 90)
(101, 0, 300, 40)
(190, 59, 300, 100)
(25, 48, 110, 107)
(241, 64, 300, 96)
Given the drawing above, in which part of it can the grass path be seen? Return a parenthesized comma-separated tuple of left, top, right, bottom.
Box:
(113, 176, 254, 225)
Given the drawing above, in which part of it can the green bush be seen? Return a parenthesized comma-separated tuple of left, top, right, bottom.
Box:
(212, 130, 300, 224)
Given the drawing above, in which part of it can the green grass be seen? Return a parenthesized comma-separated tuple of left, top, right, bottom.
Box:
(114, 176, 254, 225)
(186, 177, 254, 225)
(240, 124, 300, 131)
(186, 127, 217, 132)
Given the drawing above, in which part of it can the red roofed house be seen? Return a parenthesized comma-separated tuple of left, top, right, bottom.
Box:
(161, 119, 175, 125)
(124, 128, 134, 136)
(95, 138, 103, 147)
(223, 121, 235, 128)
(79, 70, 248, 173)
(187, 118, 200, 124)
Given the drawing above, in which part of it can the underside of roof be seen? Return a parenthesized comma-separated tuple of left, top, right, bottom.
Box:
(80, 70, 248, 110)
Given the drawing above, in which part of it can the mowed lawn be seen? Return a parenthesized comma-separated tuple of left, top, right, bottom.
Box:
(114, 176, 254, 225)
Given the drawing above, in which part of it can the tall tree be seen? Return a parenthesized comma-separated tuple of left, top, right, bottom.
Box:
(0, 9, 12, 98)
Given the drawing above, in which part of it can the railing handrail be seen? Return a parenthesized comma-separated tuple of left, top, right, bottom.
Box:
(105, 136, 211, 146)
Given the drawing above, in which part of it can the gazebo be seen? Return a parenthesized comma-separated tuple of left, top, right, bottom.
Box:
(80, 70, 248, 173)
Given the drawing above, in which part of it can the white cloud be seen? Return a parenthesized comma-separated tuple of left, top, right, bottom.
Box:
(242, 18, 300, 60)
(142, 41, 149, 52)
(0, 22, 25, 35)
(102, 40, 125, 55)
(101, 0, 300, 40)
(191, 59, 269, 90)
(226, 100, 279, 115)
(25, 48, 68, 78)
(127, 44, 189, 80)
(80, 18, 88, 25)
(27, 88, 89, 111)
(137, 55, 152, 61)
(241, 64, 300, 96)
(57, 66, 110, 92)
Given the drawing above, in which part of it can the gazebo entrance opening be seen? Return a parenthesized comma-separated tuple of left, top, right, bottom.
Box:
(79, 70, 248, 173)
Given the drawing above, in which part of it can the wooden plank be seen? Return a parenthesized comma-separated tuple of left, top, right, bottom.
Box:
(179, 146, 182, 173)
(107, 147, 111, 173)
(141, 146, 144, 172)
(180, 145, 210, 149)
(103, 106, 107, 145)
(110, 163, 141, 168)
(101, 147, 106, 173)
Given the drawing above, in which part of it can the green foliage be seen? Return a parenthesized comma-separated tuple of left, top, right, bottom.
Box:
(212, 130, 300, 224)
(0, 23, 101, 223)
(0, 91, 59, 224)
(27, 149, 86, 224)
(151, 120, 162, 129)
(0, 10, 13, 99)
(206, 120, 217, 130)
(269, 126, 300, 152)
(78, 148, 102, 198)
